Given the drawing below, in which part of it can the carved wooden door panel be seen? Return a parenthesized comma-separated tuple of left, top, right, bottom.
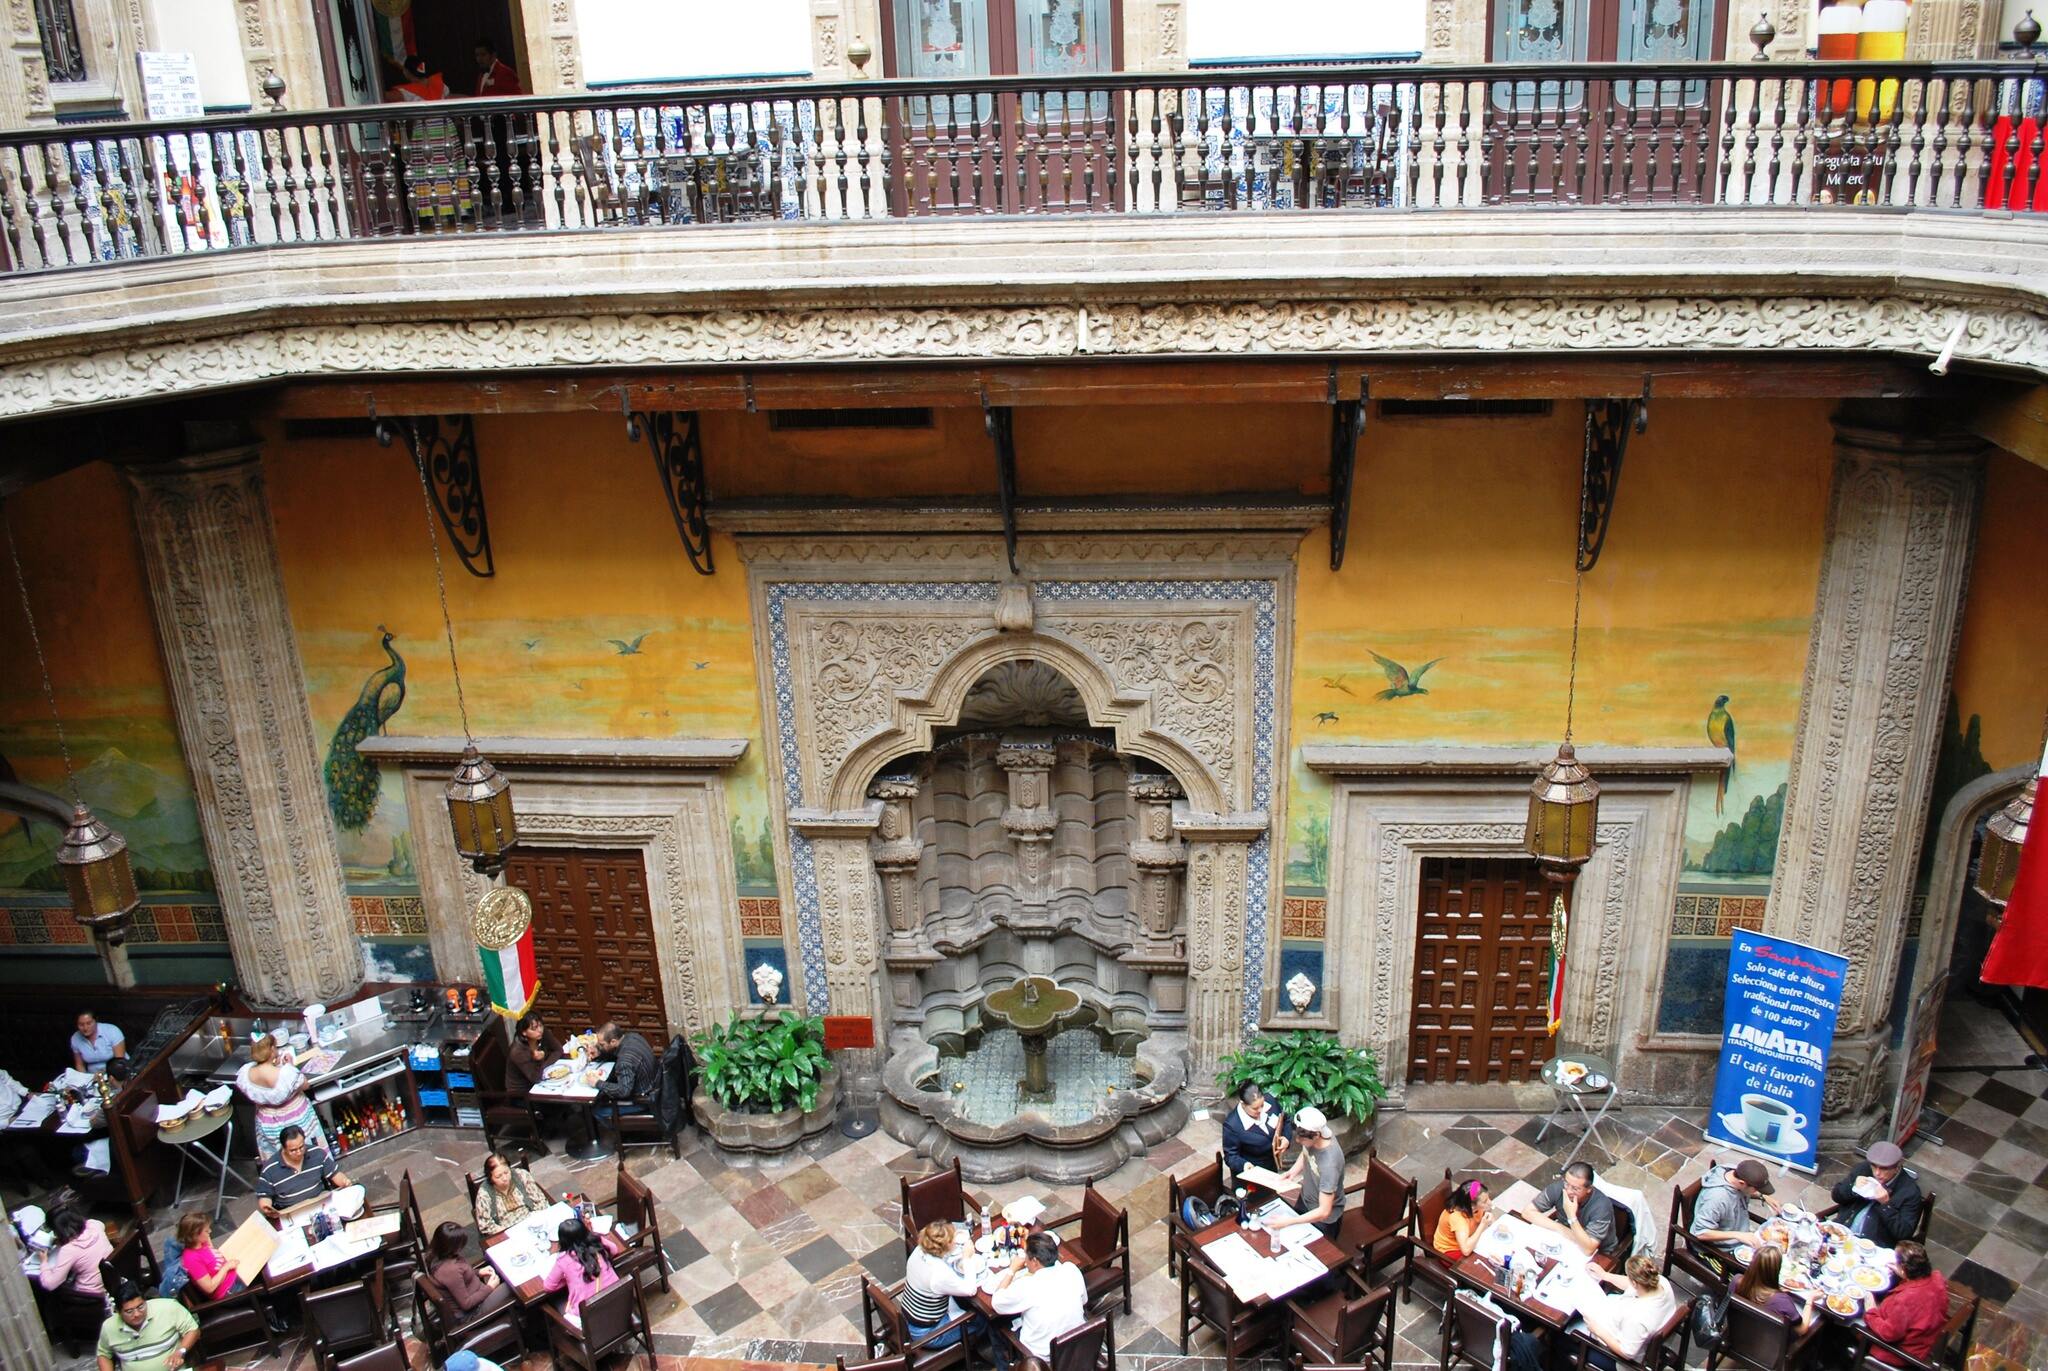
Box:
(503, 847, 669, 1041)
(1408, 857, 1554, 1084)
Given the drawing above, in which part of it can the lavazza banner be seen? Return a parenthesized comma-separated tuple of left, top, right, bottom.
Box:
(1704, 929, 1849, 1174)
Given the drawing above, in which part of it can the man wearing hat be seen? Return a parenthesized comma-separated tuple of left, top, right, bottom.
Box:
(1829, 1140, 1922, 1246)
(1690, 1156, 1782, 1258)
(1262, 1105, 1347, 1241)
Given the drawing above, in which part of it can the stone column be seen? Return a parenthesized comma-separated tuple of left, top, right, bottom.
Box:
(1908, 0, 1998, 58)
(125, 447, 361, 1009)
(869, 774, 924, 939)
(794, 804, 886, 1091)
(998, 737, 1058, 910)
(1765, 407, 1982, 1135)
(1179, 811, 1267, 1082)
(1127, 772, 1187, 943)
(0, 1219, 52, 1371)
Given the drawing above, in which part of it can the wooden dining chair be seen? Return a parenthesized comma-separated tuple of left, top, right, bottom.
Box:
(1704, 1296, 1824, 1371)
(304, 1267, 400, 1371)
(333, 1335, 410, 1371)
(1844, 1284, 1978, 1371)
(898, 1158, 982, 1253)
(544, 1275, 655, 1371)
(608, 1157, 671, 1294)
(1401, 1169, 1456, 1308)
(470, 1025, 549, 1161)
(1049, 1312, 1116, 1371)
(1560, 1293, 1694, 1371)
(412, 1269, 525, 1366)
(1284, 1268, 1396, 1371)
(1181, 1252, 1285, 1371)
(1336, 1152, 1415, 1287)
(178, 1274, 281, 1363)
(1046, 1184, 1132, 1315)
(1439, 1290, 1515, 1371)
(1165, 1154, 1226, 1278)
(860, 1277, 974, 1371)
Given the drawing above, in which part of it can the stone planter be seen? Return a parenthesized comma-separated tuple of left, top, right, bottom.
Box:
(691, 1064, 839, 1165)
(1329, 1104, 1377, 1158)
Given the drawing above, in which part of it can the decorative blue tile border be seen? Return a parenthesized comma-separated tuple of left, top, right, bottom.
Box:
(765, 578, 1278, 1038)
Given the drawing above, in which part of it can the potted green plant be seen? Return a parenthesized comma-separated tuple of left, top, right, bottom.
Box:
(690, 1011, 839, 1161)
(1216, 1029, 1388, 1153)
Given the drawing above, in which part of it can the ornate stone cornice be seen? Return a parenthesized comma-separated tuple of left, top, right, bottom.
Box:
(1303, 744, 1734, 776)
(356, 735, 748, 770)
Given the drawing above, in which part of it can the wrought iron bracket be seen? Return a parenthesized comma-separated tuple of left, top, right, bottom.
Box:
(1328, 370, 1367, 571)
(625, 403, 713, 576)
(374, 408, 493, 578)
(984, 392, 1019, 575)
(1577, 378, 1651, 574)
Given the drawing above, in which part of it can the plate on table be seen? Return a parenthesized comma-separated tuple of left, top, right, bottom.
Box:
(1557, 1060, 1589, 1085)
(1852, 1266, 1888, 1290)
(1819, 1221, 1853, 1244)
(1827, 1291, 1866, 1318)
(544, 1063, 571, 1082)
(1758, 1222, 1792, 1249)
(1733, 1244, 1756, 1266)
(974, 1234, 995, 1255)
(1824, 1253, 1857, 1276)
(1784, 1268, 1813, 1292)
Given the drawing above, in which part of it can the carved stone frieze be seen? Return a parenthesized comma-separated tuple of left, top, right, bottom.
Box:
(10, 294, 2048, 419)
(124, 447, 359, 1008)
(1765, 417, 1982, 1053)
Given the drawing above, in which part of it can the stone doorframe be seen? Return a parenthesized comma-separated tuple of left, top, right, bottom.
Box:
(1306, 744, 1721, 1105)
(1897, 763, 2035, 1041)
(357, 735, 753, 1039)
(729, 507, 1319, 1077)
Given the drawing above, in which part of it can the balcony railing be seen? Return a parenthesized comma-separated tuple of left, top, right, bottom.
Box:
(2, 60, 2043, 274)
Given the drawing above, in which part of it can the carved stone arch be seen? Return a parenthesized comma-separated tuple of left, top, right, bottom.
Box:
(1905, 762, 2033, 1010)
(829, 631, 1228, 813)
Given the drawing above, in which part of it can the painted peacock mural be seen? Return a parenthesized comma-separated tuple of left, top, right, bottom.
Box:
(324, 627, 407, 831)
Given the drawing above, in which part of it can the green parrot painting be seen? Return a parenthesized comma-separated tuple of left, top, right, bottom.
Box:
(324, 628, 407, 831)
(1707, 693, 1736, 813)
(1368, 651, 1442, 700)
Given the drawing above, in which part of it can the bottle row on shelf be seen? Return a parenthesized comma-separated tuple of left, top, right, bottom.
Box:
(330, 1091, 409, 1154)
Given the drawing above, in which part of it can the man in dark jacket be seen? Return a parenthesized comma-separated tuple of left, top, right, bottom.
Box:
(1829, 1140, 1923, 1246)
(1220, 1081, 1295, 1178)
(593, 1021, 657, 1134)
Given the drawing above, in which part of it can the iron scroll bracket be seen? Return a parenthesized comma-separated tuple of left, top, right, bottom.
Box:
(984, 389, 1019, 575)
(1578, 377, 1651, 575)
(624, 402, 714, 576)
(1328, 369, 1367, 571)
(372, 407, 494, 578)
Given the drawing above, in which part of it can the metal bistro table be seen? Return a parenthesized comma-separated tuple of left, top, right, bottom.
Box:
(1535, 1052, 1619, 1166)
(528, 1061, 614, 1162)
(157, 1107, 249, 1221)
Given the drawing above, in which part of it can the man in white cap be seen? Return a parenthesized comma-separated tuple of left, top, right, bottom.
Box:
(1829, 1140, 1922, 1246)
(1263, 1105, 1347, 1241)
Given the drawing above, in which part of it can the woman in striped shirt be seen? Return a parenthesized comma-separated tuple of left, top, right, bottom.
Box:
(904, 1221, 984, 1350)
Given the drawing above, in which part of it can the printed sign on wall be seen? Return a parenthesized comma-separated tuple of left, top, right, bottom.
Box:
(1704, 929, 1848, 1173)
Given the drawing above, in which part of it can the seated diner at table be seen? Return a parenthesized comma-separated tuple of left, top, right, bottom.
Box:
(1510, 1253, 1676, 1371)
(1262, 1105, 1346, 1240)
(989, 1231, 1087, 1361)
(1520, 1161, 1626, 1262)
(1829, 1141, 1922, 1247)
(503, 1011, 563, 1093)
(590, 1021, 659, 1133)
(256, 1124, 350, 1218)
(174, 1213, 242, 1301)
(472, 1150, 553, 1235)
(71, 1012, 127, 1073)
(96, 1276, 199, 1371)
(1862, 1241, 1948, 1366)
(1220, 1082, 1293, 1177)
(1432, 1179, 1502, 1262)
(1691, 1157, 1782, 1257)
(541, 1216, 617, 1326)
(904, 1220, 990, 1354)
(1733, 1245, 1819, 1331)
(39, 1204, 113, 1300)
(427, 1221, 516, 1320)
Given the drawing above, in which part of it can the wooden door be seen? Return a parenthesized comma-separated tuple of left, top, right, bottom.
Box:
(1408, 857, 1558, 1084)
(1485, 0, 1725, 203)
(881, 0, 1122, 213)
(502, 847, 669, 1042)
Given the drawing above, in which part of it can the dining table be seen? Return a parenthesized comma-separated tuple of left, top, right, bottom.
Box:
(1185, 1200, 1349, 1307)
(528, 1060, 614, 1162)
(1723, 1210, 1898, 1328)
(480, 1199, 625, 1307)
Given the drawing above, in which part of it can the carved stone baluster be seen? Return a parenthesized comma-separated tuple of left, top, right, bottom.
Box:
(998, 737, 1058, 913)
(869, 775, 925, 939)
(1126, 772, 1187, 945)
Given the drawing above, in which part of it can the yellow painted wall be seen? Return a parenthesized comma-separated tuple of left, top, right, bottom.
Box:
(262, 415, 778, 893)
(0, 463, 210, 894)
(1949, 450, 2048, 771)
(1283, 399, 1836, 888)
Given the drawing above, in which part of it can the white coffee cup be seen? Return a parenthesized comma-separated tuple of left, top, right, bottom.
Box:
(1740, 1092, 1806, 1146)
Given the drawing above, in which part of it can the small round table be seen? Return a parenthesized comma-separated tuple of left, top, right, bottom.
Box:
(158, 1107, 248, 1222)
(1535, 1052, 1618, 1165)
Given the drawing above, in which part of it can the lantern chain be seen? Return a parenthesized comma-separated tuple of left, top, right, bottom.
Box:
(411, 447, 476, 745)
(1, 502, 78, 802)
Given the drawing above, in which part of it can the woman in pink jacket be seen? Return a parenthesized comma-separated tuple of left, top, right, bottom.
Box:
(539, 1216, 617, 1326)
(38, 1206, 112, 1301)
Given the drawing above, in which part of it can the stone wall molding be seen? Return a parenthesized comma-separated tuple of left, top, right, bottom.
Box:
(123, 445, 360, 1008)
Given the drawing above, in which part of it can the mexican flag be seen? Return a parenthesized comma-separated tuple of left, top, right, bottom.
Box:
(479, 931, 539, 1019)
(1546, 890, 1569, 1036)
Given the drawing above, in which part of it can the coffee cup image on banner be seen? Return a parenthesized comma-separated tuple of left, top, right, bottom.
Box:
(1719, 1091, 1811, 1157)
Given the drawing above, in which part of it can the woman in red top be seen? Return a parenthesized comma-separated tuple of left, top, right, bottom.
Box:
(1864, 1242, 1950, 1367)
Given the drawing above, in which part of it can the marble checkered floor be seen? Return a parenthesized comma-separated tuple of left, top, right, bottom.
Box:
(44, 1064, 2048, 1371)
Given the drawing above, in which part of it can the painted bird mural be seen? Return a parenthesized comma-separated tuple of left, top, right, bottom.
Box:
(1313, 711, 1341, 726)
(324, 627, 406, 832)
(1368, 650, 1442, 700)
(607, 633, 651, 655)
(1707, 694, 1737, 814)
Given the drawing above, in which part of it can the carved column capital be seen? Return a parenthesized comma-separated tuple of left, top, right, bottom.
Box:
(123, 445, 361, 1008)
(1766, 409, 1982, 1120)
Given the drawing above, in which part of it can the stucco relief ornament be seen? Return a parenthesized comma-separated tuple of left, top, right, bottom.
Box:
(1286, 970, 1317, 1013)
(752, 961, 784, 1006)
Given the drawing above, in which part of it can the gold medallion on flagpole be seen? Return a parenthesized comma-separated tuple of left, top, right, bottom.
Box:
(472, 885, 533, 950)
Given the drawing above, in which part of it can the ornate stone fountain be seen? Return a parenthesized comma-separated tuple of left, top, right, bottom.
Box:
(981, 975, 1081, 1102)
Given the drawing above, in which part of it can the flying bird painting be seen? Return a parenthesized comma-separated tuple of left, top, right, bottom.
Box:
(324, 627, 406, 831)
(1368, 651, 1442, 700)
(522, 638, 541, 651)
(1321, 675, 1357, 698)
(1313, 711, 1340, 726)
(693, 661, 710, 670)
(1707, 694, 1737, 813)
(607, 633, 651, 655)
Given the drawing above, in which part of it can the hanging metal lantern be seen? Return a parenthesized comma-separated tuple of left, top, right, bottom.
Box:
(57, 804, 140, 943)
(1527, 741, 1601, 871)
(446, 744, 516, 876)
(1976, 776, 2034, 909)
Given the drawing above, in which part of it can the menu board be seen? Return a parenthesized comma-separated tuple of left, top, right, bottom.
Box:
(139, 52, 205, 121)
